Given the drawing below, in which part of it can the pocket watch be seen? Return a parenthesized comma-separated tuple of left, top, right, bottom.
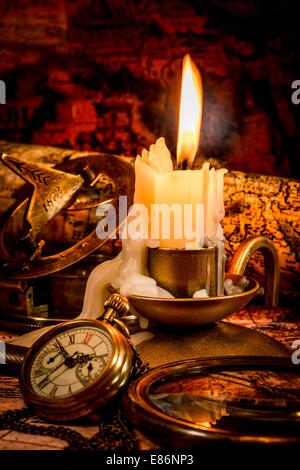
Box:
(19, 294, 143, 422)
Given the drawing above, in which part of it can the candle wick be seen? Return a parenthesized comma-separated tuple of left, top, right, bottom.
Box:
(177, 159, 190, 170)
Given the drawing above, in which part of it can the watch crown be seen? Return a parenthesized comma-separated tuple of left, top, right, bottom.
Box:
(104, 293, 130, 318)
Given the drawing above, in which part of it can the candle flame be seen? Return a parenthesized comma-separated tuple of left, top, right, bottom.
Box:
(176, 54, 203, 166)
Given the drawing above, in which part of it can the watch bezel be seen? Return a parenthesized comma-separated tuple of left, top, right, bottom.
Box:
(20, 319, 133, 421)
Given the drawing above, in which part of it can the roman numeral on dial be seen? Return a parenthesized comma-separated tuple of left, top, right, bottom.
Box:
(37, 377, 51, 390)
(83, 332, 93, 344)
(50, 385, 58, 397)
(68, 334, 75, 345)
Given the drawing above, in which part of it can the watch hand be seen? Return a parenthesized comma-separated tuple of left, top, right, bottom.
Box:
(77, 352, 95, 364)
(77, 353, 107, 364)
(86, 363, 94, 380)
(55, 339, 70, 359)
(37, 360, 67, 389)
(37, 351, 79, 389)
(47, 352, 61, 364)
(50, 359, 80, 383)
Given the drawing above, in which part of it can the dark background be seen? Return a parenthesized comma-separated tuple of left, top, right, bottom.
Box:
(0, 0, 300, 178)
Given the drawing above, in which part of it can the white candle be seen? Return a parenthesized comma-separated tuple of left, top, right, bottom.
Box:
(133, 138, 227, 250)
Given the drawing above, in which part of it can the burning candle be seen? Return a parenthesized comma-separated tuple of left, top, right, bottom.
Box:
(134, 54, 227, 251)
(81, 54, 228, 318)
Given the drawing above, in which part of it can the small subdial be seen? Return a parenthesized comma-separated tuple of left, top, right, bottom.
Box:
(37, 348, 63, 373)
(76, 356, 107, 386)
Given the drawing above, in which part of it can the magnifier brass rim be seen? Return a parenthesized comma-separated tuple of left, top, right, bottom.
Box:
(123, 356, 300, 448)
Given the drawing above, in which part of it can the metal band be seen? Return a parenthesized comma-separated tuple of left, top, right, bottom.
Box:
(0, 343, 28, 373)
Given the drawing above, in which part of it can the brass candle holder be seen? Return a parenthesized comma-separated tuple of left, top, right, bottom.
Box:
(128, 236, 279, 327)
(148, 245, 218, 298)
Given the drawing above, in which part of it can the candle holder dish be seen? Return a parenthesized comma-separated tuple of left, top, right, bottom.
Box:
(128, 237, 279, 327)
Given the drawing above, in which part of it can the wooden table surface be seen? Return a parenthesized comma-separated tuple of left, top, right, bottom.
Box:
(0, 304, 299, 450)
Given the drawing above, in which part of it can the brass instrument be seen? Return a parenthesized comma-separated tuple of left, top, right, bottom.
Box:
(0, 148, 134, 329)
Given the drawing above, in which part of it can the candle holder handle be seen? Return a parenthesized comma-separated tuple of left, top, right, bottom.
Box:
(228, 236, 279, 307)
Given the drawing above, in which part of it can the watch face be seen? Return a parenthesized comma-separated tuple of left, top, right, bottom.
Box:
(20, 319, 133, 421)
(29, 325, 113, 399)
